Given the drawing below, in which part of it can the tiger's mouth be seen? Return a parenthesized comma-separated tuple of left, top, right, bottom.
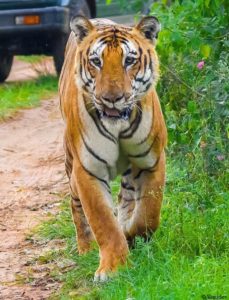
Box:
(98, 107, 132, 120)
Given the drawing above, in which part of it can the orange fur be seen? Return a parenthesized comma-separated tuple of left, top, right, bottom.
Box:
(59, 17, 167, 281)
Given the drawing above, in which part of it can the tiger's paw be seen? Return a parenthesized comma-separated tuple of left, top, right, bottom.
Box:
(77, 239, 94, 255)
(78, 245, 92, 255)
(94, 270, 109, 282)
(94, 245, 129, 282)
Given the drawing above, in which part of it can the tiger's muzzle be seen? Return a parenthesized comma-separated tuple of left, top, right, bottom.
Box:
(95, 92, 133, 120)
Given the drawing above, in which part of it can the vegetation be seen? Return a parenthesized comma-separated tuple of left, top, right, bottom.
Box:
(0, 75, 58, 120)
(154, 0, 228, 171)
(33, 0, 228, 299)
(17, 55, 46, 64)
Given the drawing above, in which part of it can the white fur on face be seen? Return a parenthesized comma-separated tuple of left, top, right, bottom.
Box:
(76, 33, 156, 111)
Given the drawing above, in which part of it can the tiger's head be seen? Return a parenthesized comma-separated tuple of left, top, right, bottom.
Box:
(70, 15, 160, 119)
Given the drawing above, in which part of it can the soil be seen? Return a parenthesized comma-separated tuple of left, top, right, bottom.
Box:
(0, 59, 68, 299)
(7, 57, 56, 83)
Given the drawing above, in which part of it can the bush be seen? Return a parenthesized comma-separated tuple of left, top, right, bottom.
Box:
(149, 0, 229, 177)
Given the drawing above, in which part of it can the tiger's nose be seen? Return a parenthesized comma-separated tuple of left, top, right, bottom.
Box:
(101, 92, 124, 103)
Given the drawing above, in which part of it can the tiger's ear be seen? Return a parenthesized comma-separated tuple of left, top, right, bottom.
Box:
(135, 16, 160, 43)
(70, 15, 94, 41)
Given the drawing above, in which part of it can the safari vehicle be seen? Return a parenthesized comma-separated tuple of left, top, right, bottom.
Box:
(0, 0, 146, 82)
(0, 0, 96, 82)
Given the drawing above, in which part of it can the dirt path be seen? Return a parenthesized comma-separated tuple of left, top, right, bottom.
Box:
(7, 57, 55, 83)
(0, 96, 67, 299)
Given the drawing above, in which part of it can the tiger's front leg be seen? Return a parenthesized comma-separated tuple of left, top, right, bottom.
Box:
(72, 158, 129, 282)
(118, 151, 166, 241)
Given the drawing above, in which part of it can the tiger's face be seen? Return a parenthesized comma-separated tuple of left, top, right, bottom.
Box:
(70, 16, 160, 119)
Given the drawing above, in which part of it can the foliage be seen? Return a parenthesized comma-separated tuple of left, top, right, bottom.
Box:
(152, 0, 228, 176)
(17, 55, 46, 64)
(0, 75, 58, 120)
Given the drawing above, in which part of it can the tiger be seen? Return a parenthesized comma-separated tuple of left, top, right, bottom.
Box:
(59, 15, 167, 282)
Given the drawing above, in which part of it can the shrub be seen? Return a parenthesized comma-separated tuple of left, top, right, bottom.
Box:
(151, 0, 228, 176)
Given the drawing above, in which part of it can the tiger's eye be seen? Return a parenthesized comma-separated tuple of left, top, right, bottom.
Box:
(90, 57, 101, 67)
(125, 56, 135, 66)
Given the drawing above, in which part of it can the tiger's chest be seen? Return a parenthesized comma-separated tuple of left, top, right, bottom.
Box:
(78, 101, 156, 180)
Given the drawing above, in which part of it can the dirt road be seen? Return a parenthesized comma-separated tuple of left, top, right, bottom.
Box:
(0, 60, 67, 299)
(7, 57, 55, 83)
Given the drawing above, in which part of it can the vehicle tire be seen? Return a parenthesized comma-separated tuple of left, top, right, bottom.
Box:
(0, 54, 13, 83)
(53, 34, 69, 75)
(53, 0, 91, 75)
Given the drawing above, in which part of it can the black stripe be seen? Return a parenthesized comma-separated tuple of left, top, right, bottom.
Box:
(128, 140, 154, 158)
(144, 54, 147, 73)
(82, 94, 116, 144)
(120, 106, 142, 139)
(120, 110, 138, 135)
(121, 202, 133, 209)
(119, 39, 130, 48)
(83, 58, 93, 84)
(72, 197, 82, 208)
(134, 158, 160, 180)
(98, 113, 117, 140)
(79, 52, 90, 87)
(143, 82, 152, 92)
(134, 50, 152, 84)
(133, 46, 143, 83)
(122, 197, 135, 202)
(90, 112, 117, 144)
(121, 181, 135, 191)
(99, 35, 113, 43)
(118, 37, 129, 43)
(147, 49, 153, 72)
(80, 130, 108, 165)
(65, 158, 72, 178)
(135, 70, 152, 85)
(138, 130, 151, 145)
(95, 40, 108, 48)
(135, 76, 151, 84)
(129, 50, 138, 55)
(86, 61, 94, 80)
(134, 168, 153, 180)
(122, 168, 131, 176)
(82, 164, 110, 190)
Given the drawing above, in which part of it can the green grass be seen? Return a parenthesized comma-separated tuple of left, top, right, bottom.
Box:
(17, 55, 47, 64)
(36, 156, 229, 300)
(0, 75, 58, 120)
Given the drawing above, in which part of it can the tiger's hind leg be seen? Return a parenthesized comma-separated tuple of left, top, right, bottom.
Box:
(71, 192, 95, 254)
(118, 152, 165, 241)
(65, 144, 94, 254)
(117, 168, 137, 245)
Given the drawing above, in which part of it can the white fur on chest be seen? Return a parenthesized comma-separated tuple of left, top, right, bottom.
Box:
(78, 100, 156, 179)
(120, 108, 157, 169)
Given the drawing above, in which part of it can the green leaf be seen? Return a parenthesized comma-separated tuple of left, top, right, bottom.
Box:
(106, 0, 112, 4)
(200, 44, 211, 59)
(204, 0, 210, 8)
(187, 101, 197, 113)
